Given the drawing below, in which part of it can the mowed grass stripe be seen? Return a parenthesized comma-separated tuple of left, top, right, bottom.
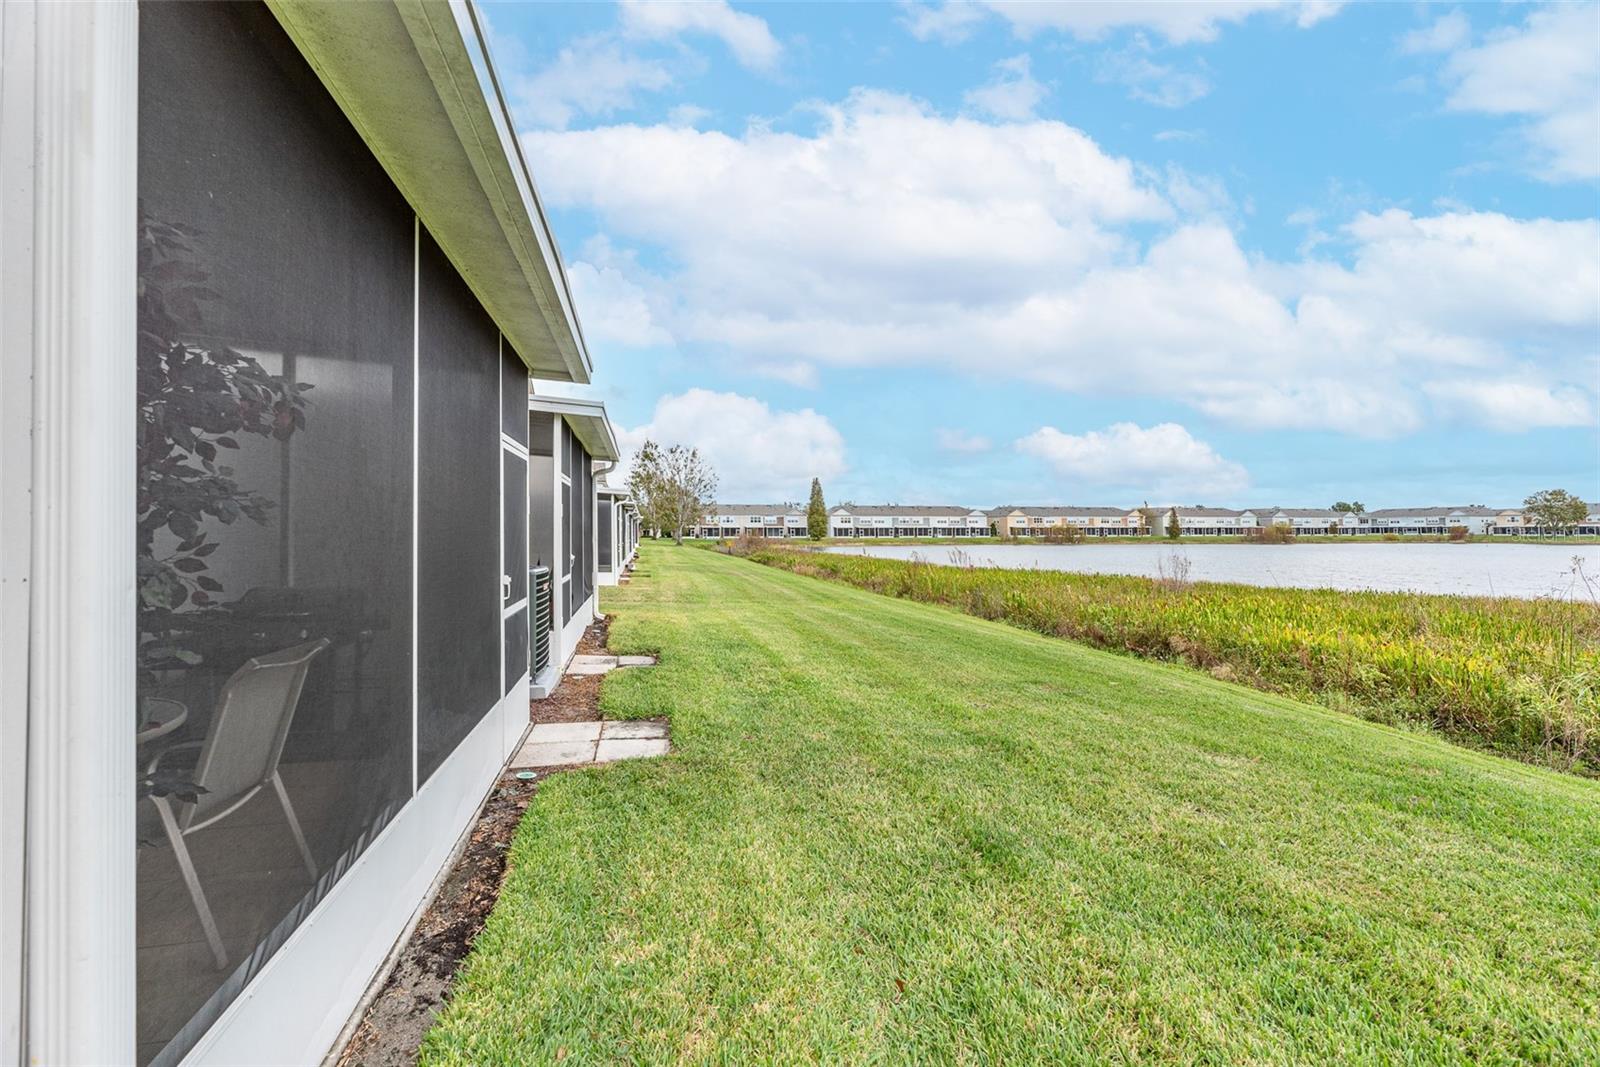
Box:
(423, 546, 1600, 1066)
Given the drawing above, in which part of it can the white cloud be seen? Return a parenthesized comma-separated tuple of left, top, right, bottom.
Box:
(1399, 10, 1470, 55)
(617, 389, 846, 500)
(1425, 378, 1596, 428)
(1431, 4, 1600, 182)
(506, 36, 672, 129)
(964, 54, 1047, 120)
(936, 428, 993, 453)
(900, 0, 987, 44)
(525, 93, 1599, 437)
(620, 0, 782, 72)
(751, 360, 819, 388)
(950, 1, 1341, 45)
(1016, 422, 1249, 496)
(1154, 128, 1204, 143)
(1096, 40, 1212, 107)
(667, 103, 713, 128)
(567, 260, 671, 347)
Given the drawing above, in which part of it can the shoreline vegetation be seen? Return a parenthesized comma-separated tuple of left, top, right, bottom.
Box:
(742, 544, 1600, 776)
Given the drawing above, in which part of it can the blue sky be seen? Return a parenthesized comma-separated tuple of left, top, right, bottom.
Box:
(484, 0, 1598, 508)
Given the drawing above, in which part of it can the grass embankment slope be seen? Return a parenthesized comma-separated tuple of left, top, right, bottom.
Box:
(754, 547, 1599, 775)
(425, 546, 1600, 1066)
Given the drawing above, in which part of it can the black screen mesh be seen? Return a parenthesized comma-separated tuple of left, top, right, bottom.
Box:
(416, 226, 500, 784)
(136, 4, 412, 1064)
(529, 411, 554, 457)
(598, 498, 613, 569)
(576, 444, 594, 605)
(500, 346, 528, 445)
(503, 609, 529, 693)
(503, 450, 528, 608)
(561, 473, 574, 624)
(529, 412, 555, 573)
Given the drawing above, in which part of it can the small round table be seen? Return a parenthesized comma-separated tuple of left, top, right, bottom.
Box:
(137, 697, 188, 746)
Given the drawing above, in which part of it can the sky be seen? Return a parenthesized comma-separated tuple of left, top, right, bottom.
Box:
(483, 0, 1600, 508)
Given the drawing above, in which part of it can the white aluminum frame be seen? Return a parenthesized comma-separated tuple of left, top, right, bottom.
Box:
(3, 3, 141, 1063)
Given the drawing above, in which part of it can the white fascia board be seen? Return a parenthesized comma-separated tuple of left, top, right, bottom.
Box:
(528, 394, 620, 461)
(265, 0, 591, 384)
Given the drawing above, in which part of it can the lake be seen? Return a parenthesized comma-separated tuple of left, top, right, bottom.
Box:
(823, 542, 1597, 600)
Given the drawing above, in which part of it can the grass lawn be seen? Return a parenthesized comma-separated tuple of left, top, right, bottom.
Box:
(423, 545, 1600, 1065)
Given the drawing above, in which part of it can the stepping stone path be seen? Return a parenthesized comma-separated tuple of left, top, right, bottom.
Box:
(513, 719, 669, 768)
(565, 654, 658, 675)
(515, 652, 666, 768)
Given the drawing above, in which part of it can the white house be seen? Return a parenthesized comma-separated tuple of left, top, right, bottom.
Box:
(0, 3, 613, 1064)
(1162, 507, 1252, 536)
(828, 505, 990, 538)
(693, 505, 809, 539)
(1360, 506, 1500, 535)
(1254, 508, 1351, 533)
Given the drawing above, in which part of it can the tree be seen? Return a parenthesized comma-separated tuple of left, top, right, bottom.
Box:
(1524, 488, 1587, 536)
(1165, 510, 1182, 540)
(626, 439, 717, 544)
(806, 478, 827, 540)
(625, 440, 668, 538)
(1138, 501, 1160, 537)
(1332, 501, 1365, 514)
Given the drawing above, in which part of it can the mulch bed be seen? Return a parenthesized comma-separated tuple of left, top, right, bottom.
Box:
(333, 772, 541, 1066)
(334, 617, 613, 1064)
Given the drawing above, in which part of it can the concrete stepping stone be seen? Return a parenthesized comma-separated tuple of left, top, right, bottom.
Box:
(513, 720, 670, 769)
(529, 721, 602, 743)
(595, 737, 670, 763)
(565, 653, 657, 676)
(566, 655, 618, 675)
(514, 738, 596, 768)
(600, 719, 668, 740)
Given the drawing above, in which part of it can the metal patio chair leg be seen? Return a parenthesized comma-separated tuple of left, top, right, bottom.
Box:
(271, 772, 318, 883)
(154, 796, 227, 969)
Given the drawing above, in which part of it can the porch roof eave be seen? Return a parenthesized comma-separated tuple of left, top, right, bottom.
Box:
(266, 0, 592, 385)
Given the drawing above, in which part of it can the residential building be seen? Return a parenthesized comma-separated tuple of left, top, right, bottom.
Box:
(988, 506, 1142, 538)
(1360, 507, 1501, 535)
(692, 505, 809, 539)
(1161, 507, 1256, 536)
(828, 505, 991, 538)
(1, 3, 613, 1064)
(1253, 508, 1355, 533)
(1493, 503, 1600, 536)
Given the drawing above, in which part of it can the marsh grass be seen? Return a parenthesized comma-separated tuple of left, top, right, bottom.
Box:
(752, 547, 1600, 773)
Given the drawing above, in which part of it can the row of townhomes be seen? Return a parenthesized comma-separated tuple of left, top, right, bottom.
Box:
(690, 505, 991, 539)
(2, 3, 637, 1064)
(1163, 505, 1600, 536)
(694, 502, 1600, 540)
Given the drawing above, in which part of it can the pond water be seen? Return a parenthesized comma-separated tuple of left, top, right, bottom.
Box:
(822, 542, 1598, 601)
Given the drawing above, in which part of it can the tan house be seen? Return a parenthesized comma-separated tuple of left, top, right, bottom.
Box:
(987, 506, 1144, 538)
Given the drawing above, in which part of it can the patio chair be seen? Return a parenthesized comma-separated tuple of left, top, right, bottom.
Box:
(142, 637, 330, 968)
